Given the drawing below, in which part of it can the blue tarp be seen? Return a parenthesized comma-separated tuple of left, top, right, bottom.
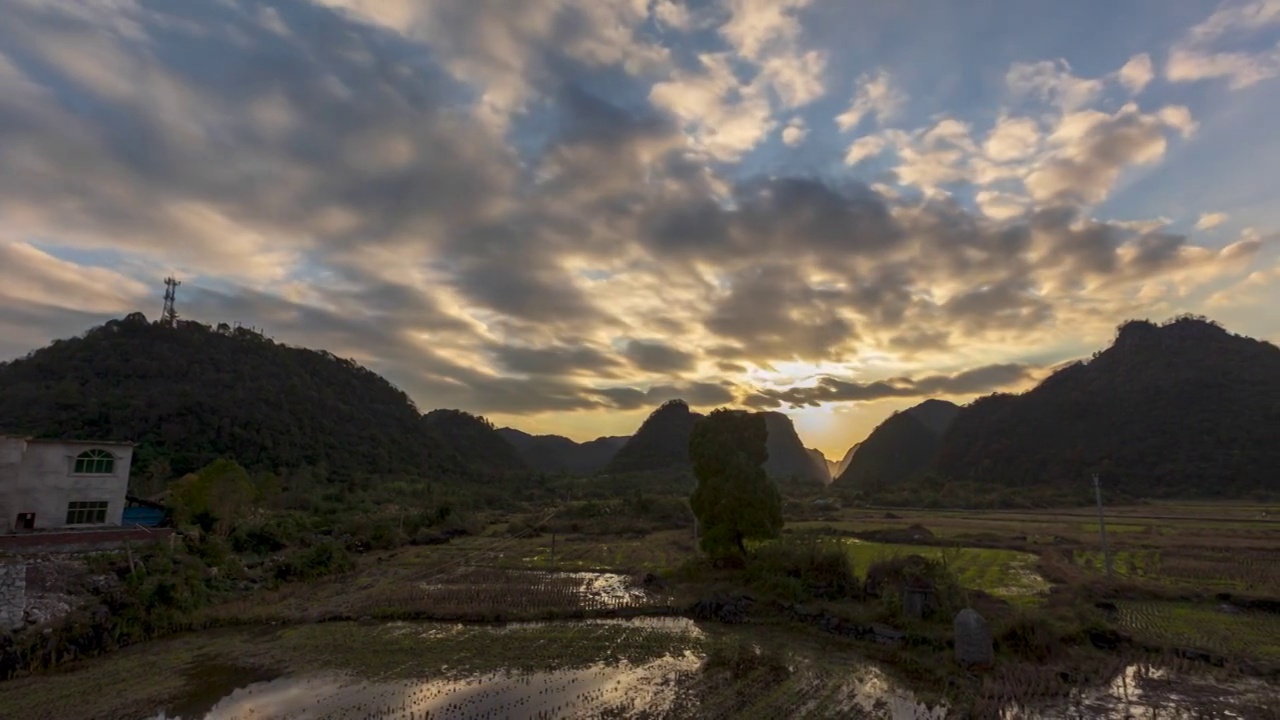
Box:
(122, 506, 165, 527)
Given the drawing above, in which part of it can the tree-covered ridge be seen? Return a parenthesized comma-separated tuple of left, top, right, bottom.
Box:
(0, 314, 470, 480)
(422, 409, 528, 475)
(933, 316, 1280, 499)
(833, 400, 958, 489)
(497, 427, 629, 476)
(760, 412, 830, 485)
(604, 399, 704, 475)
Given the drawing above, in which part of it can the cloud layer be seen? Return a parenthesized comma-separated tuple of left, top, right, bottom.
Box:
(0, 0, 1277, 453)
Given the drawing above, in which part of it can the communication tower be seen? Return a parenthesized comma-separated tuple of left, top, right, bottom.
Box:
(161, 277, 181, 327)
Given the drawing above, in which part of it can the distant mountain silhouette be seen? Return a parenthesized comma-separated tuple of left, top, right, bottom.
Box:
(497, 428, 628, 476)
(833, 400, 959, 489)
(605, 400, 704, 474)
(423, 410, 528, 475)
(0, 314, 472, 480)
(807, 448, 834, 484)
(830, 442, 861, 478)
(761, 412, 830, 485)
(933, 317, 1280, 498)
(603, 402, 828, 483)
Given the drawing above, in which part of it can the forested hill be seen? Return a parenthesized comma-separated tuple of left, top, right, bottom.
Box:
(761, 412, 830, 484)
(933, 317, 1280, 499)
(422, 410, 528, 476)
(0, 314, 481, 480)
(833, 400, 958, 489)
(605, 400, 704, 475)
(497, 428, 628, 476)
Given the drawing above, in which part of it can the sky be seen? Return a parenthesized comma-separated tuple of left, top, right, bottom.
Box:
(1, 0, 1278, 459)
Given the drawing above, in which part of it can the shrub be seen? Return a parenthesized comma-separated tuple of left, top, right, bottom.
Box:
(996, 613, 1059, 661)
(272, 539, 355, 582)
(745, 539, 859, 602)
(703, 637, 792, 682)
(229, 520, 291, 555)
(865, 554, 966, 618)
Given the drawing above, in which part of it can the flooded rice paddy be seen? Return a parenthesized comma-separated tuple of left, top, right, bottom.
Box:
(128, 619, 1275, 720)
(150, 655, 702, 720)
(412, 569, 666, 615)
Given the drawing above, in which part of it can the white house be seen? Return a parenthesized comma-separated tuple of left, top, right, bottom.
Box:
(0, 436, 133, 533)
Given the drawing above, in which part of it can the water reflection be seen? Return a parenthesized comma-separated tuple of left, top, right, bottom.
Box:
(1024, 663, 1279, 720)
(413, 569, 664, 615)
(152, 655, 701, 720)
(147, 619, 1270, 720)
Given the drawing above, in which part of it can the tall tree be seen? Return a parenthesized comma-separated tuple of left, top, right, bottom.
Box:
(689, 409, 783, 557)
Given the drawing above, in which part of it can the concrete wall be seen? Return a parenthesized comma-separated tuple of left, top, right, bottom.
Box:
(0, 438, 132, 532)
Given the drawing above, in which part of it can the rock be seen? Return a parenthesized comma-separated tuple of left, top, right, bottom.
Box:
(902, 586, 936, 619)
(1088, 628, 1126, 650)
(687, 593, 753, 624)
(954, 608, 993, 666)
(639, 572, 667, 591)
(871, 623, 905, 646)
(790, 604, 820, 620)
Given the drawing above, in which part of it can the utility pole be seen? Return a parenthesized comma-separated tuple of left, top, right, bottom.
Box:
(1093, 473, 1113, 580)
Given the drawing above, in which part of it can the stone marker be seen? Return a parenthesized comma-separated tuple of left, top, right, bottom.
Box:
(903, 586, 934, 619)
(954, 608, 993, 666)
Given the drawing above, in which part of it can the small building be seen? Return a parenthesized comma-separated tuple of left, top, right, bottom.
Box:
(0, 436, 134, 533)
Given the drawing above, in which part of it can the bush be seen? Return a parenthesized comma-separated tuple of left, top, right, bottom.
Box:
(864, 554, 966, 618)
(996, 613, 1059, 661)
(703, 637, 792, 682)
(745, 539, 859, 602)
(272, 539, 355, 582)
(229, 520, 293, 555)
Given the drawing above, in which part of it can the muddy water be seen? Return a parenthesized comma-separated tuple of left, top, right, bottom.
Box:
(146, 620, 1271, 720)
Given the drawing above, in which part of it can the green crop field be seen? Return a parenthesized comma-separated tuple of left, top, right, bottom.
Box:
(1114, 601, 1280, 662)
(839, 540, 1050, 603)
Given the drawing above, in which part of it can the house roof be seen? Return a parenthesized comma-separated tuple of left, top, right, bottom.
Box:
(0, 435, 136, 447)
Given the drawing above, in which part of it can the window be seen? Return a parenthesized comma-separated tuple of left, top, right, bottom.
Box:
(65, 501, 109, 525)
(73, 449, 115, 475)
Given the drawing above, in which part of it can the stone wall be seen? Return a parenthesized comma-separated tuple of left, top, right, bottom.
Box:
(0, 563, 26, 631)
(0, 527, 174, 555)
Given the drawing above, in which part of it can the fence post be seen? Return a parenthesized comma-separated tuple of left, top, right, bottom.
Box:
(1093, 473, 1113, 580)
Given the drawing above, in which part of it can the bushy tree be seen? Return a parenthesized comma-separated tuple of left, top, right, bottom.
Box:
(689, 409, 783, 557)
(169, 458, 256, 535)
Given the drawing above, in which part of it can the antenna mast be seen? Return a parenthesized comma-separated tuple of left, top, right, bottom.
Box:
(161, 277, 181, 328)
